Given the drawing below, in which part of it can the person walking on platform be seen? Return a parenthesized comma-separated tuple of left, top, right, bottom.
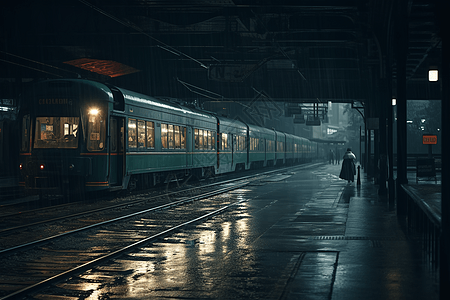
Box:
(339, 148, 356, 183)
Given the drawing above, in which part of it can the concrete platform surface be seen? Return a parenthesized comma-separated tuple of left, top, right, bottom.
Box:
(31, 163, 439, 299)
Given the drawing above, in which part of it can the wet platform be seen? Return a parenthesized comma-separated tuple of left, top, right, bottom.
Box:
(32, 163, 439, 299)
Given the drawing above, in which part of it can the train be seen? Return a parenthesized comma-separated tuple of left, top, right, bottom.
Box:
(18, 79, 321, 198)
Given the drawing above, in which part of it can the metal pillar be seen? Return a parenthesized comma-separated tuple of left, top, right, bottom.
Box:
(387, 80, 395, 202)
(378, 78, 388, 196)
(438, 1, 450, 297)
(395, 0, 408, 215)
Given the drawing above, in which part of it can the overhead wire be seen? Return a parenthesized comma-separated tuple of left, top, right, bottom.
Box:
(78, 0, 208, 69)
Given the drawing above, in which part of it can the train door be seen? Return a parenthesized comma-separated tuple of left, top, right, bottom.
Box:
(186, 126, 193, 168)
(231, 134, 235, 167)
(109, 116, 124, 186)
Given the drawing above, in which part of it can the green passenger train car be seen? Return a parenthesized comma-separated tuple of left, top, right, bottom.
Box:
(18, 79, 322, 199)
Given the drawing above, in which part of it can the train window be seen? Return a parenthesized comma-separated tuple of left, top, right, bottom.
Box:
(174, 126, 180, 149)
(267, 140, 274, 152)
(128, 119, 137, 149)
(21, 114, 30, 152)
(207, 130, 211, 150)
(194, 129, 199, 149)
(221, 133, 228, 150)
(181, 127, 186, 149)
(168, 124, 174, 149)
(138, 120, 146, 148)
(146, 121, 154, 149)
(86, 109, 105, 151)
(253, 137, 259, 151)
(211, 131, 216, 150)
(238, 135, 246, 151)
(198, 129, 204, 150)
(161, 123, 168, 149)
(277, 141, 284, 152)
(34, 117, 80, 149)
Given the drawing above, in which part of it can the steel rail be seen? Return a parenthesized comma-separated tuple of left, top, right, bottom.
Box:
(0, 196, 245, 300)
(0, 163, 319, 233)
(0, 181, 249, 256)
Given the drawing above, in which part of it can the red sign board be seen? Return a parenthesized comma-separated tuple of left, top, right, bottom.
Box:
(423, 134, 437, 145)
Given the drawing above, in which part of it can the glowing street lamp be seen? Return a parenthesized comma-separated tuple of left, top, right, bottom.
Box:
(428, 68, 438, 82)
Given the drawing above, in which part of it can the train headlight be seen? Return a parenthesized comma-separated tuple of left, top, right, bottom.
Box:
(89, 108, 99, 115)
(19, 163, 23, 170)
(40, 164, 45, 170)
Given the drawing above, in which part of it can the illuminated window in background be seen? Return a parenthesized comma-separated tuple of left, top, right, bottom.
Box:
(195, 129, 199, 149)
(168, 124, 174, 149)
(138, 120, 146, 148)
(161, 124, 168, 149)
(239, 136, 246, 151)
(181, 127, 186, 149)
(206, 130, 211, 150)
(199, 129, 204, 150)
(146, 121, 154, 149)
(128, 119, 137, 148)
(174, 125, 181, 149)
(204, 130, 209, 150)
(327, 128, 338, 135)
(221, 133, 228, 150)
(34, 117, 80, 149)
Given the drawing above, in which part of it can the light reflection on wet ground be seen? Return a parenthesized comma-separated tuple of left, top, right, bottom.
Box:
(30, 164, 438, 299)
(44, 166, 337, 299)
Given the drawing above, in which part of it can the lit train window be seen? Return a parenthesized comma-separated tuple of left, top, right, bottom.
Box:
(211, 131, 215, 150)
(181, 127, 186, 149)
(34, 117, 80, 149)
(128, 119, 137, 148)
(146, 121, 154, 149)
(138, 120, 146, 148)
(174, 126, 180, 149)
(161, 124, 168, 149)
(194, 129, 199, 149)
(168, 125, 174, 149)
(87, 109, 105, 151)
(198, 129, 204, 150)
(267, 140, 274, 152)
(207, 130, 211, 150)
(238, 135, 246, 151)
(221, 133, 228, 150)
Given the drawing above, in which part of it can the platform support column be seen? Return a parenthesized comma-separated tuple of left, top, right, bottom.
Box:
(395, 0, 408, 216)
(438, 0, 450, 297)
(378, 78, 388, 196)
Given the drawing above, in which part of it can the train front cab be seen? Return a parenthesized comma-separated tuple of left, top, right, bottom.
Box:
(18, 80, 118, 198)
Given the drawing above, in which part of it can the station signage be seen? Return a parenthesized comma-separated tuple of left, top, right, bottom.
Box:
(38, 98, 71, 105)
(422, 134, 437, 145)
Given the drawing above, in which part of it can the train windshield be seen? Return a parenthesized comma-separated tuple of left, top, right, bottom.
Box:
(34, 117, 80, 149)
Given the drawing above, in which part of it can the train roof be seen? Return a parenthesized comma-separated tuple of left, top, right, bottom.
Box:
(21, 79, 115, 104)
(117, 87, 215, 121)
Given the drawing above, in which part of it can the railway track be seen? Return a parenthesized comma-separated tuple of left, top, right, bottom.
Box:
(0, 164, 317, 251)
(0, 163, 322, 299)
(0, 180, 250, 299)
